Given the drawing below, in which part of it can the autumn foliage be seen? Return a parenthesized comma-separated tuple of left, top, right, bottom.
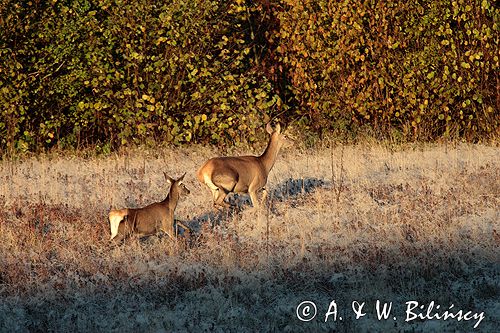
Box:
(0, 0, 498, 153)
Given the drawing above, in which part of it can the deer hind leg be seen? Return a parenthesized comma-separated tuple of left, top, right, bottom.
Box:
(204, 174, 231, 209)
(208, 185, 229, 209)
(204, 175, 220, 205)
(214, 187, 230, 208)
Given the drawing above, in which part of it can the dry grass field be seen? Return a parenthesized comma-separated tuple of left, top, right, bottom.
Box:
(0, 143, 498, 332)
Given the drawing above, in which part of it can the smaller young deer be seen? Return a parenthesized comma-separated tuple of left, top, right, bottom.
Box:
(108, 172, 190, 241)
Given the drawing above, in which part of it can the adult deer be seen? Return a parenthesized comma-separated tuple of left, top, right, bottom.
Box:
(108, 172, 190, 241)
(197, 123, 290, 209)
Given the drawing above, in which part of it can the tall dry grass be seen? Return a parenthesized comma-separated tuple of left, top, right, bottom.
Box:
(0, 143, 498, 332)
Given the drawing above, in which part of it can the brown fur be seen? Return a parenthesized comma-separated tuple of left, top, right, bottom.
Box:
(109, 173, 190, 241)
(197, 123, 290, 209)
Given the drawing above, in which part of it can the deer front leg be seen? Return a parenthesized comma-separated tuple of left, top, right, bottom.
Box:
(261, 187, 268, 205)
(161, 218, 175, 239)
(249, 190, 260, 209)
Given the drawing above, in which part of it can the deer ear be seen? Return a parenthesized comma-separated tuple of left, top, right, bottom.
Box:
(164, 172, 173, 184)
(266, 122, 273, 134)
(275, 123, 281, 134)
(178, 172, 186, 181)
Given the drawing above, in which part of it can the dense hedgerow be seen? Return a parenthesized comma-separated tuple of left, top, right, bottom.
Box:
(276, 0, 499, 140)
(0, 0, 498, 153)
(0, 0, 278, 152)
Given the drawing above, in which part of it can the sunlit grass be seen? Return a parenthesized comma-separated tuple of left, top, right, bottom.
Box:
(0, 143, 498, 332)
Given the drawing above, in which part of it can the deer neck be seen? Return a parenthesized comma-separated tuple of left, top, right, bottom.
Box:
(162, 187, 179, 212)
(259, 135, 281, 174)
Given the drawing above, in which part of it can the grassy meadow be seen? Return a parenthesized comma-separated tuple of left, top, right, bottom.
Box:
(0, 143, 499, 332)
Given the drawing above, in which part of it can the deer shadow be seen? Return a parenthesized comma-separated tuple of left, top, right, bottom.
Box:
(268, 177, 329, 203)
(180, 177, 330, 238)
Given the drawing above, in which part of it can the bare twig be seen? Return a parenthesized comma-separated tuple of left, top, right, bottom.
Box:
(331, 143, 346, 203)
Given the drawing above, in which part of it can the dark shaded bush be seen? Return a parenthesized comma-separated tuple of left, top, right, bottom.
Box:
(275, 0, 499, 140)
(0, 0, 498, 154)
(0, 0, 278, 152)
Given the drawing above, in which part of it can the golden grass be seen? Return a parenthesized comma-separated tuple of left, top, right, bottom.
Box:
(0, 143, 498, 332)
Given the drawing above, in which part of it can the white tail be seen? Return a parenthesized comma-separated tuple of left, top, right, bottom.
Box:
(108, 208, 128, 240)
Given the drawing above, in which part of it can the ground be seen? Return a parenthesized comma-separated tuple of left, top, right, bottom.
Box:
(0, 143, 498, 332)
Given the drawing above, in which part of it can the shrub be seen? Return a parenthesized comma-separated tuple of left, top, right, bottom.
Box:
(0, 0, 278, 153)
(275, 0, 499, 140)
(0, 0, 498, 154)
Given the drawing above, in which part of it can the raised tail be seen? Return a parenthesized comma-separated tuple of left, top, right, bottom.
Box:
(108, 208, 128, 240)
